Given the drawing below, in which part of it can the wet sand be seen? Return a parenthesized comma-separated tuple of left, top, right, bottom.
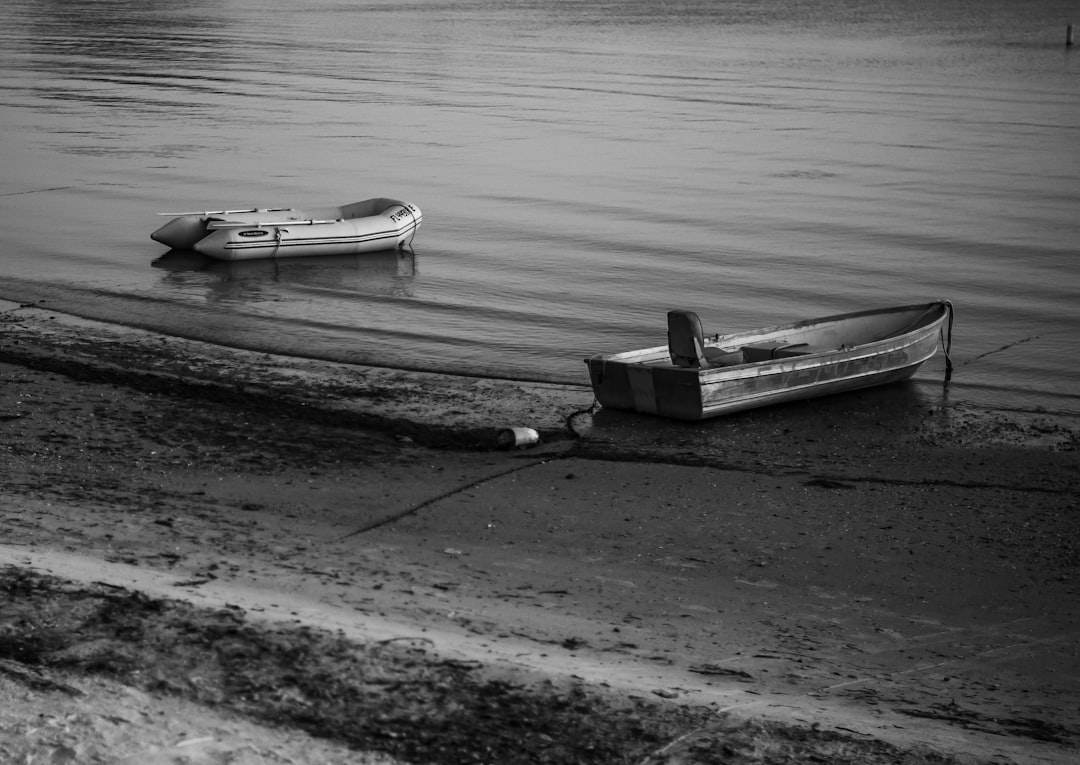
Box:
(1, 299, 1078, 764)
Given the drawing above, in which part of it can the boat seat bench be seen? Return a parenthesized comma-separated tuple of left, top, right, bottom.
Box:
(666, 310, 822, 368)
(738, 342, 814, 362)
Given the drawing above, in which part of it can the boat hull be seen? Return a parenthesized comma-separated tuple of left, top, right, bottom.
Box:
(151, 199, 421, 260)
(585, 302, 951, 420)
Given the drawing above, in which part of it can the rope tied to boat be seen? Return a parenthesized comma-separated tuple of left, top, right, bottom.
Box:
(272, 226, 288, 259)
(399, 205, 419, 248)
(940, 299, 954, 382)
(565, 397, 600, 438)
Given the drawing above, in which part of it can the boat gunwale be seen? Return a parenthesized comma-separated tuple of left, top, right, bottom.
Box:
(585, 302, 950, 380)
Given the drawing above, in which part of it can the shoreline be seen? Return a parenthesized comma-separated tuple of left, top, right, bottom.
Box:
(0, 296, 594, 448)
(2, 299, 1078, 763)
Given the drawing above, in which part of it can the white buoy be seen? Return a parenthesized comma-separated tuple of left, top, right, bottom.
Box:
(497, 427, 540, 448)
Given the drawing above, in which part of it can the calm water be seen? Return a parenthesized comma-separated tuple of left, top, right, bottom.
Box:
(1, 0, 1078, 418)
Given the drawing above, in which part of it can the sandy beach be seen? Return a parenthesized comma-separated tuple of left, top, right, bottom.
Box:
(1, 298, 1077, 764)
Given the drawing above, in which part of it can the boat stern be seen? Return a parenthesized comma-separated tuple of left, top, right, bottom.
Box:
(585, 356, 706, 420)
(151, 215, 210, 250)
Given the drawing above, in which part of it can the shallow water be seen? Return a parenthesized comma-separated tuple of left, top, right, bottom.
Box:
(1, 0, 1078, 417)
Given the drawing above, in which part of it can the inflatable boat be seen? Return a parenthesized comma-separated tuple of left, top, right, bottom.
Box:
(151, 198, 422, 261)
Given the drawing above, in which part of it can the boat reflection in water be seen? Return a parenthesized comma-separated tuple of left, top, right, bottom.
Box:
(151, 249, 417, 303)
(585, 374, 950, 463)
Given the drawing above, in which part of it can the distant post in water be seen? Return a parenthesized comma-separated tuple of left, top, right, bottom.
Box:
(1068, 24, 1075, 48)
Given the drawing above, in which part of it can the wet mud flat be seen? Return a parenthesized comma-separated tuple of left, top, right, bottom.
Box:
(1, 300, 1078, 764)
(1, 567, 971, 765)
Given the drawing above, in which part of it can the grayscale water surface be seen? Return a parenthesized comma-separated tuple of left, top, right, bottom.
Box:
(2, 0, 1077, 417)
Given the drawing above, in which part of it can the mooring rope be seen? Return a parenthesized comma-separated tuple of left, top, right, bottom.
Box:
(337, 458, 549, 540)
(941, 299, 954, 381)
(963, 334, 1041, 366)
(565, 397, 600, 438)
(402, 205, 419, 247)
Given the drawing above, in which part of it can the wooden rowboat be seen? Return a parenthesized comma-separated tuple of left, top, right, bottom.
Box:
(584, 301, 953, 420)
(151, 198, 421, 261)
